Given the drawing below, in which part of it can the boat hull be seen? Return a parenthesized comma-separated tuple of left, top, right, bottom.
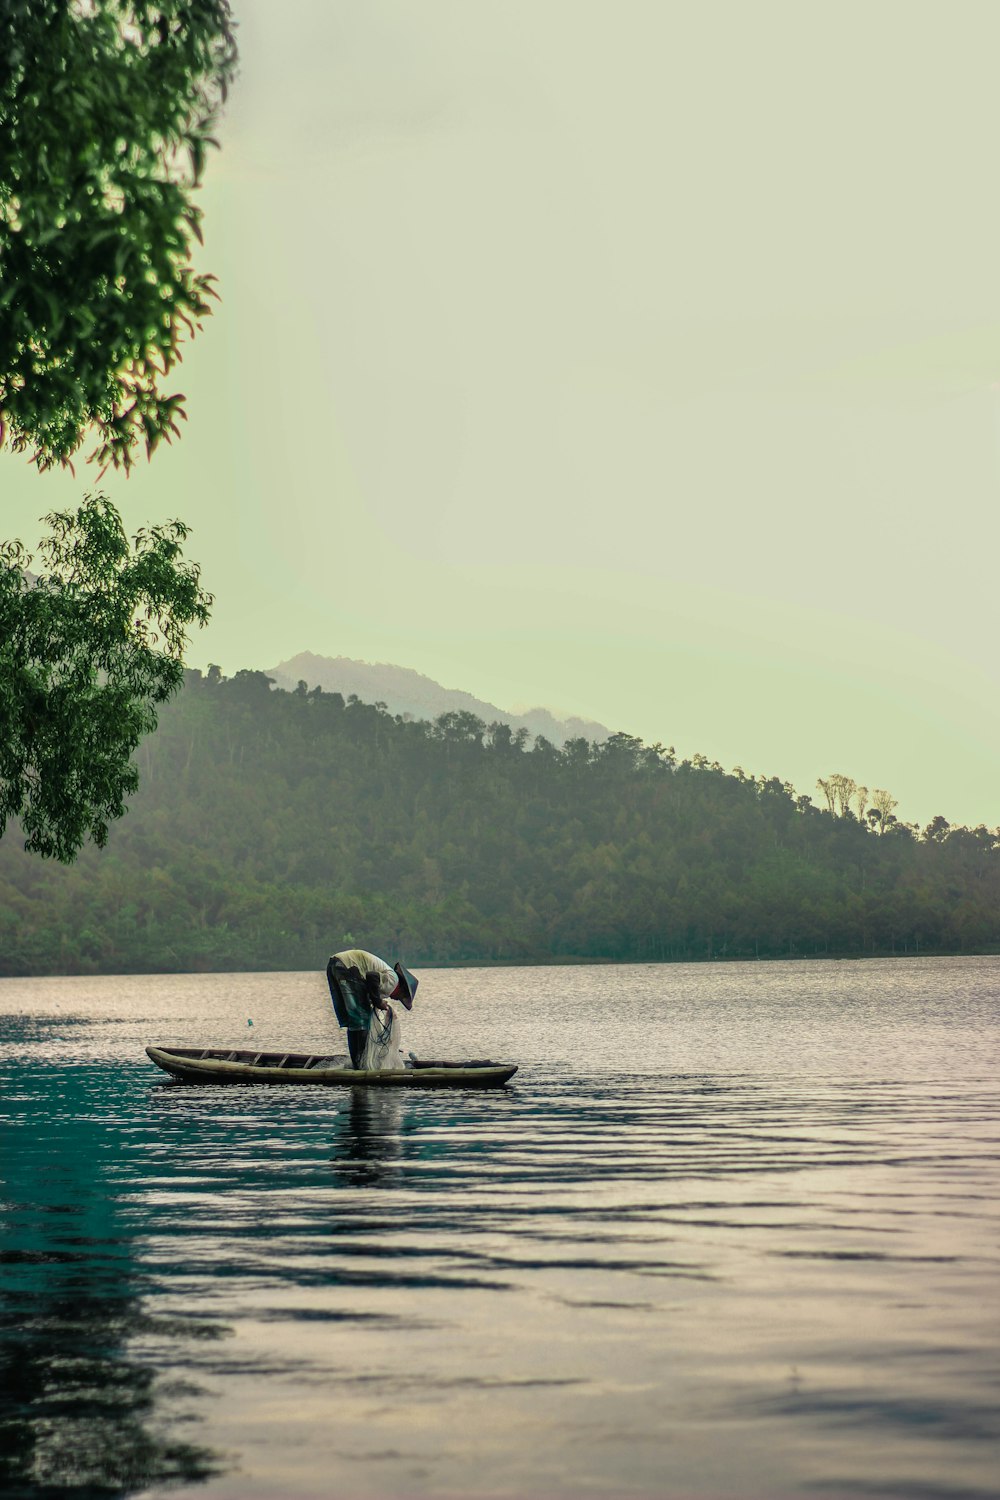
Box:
(146, 1045, 517, 1088)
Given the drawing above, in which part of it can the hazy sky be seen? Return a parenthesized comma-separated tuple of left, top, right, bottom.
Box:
(5, 1, 1000, 826)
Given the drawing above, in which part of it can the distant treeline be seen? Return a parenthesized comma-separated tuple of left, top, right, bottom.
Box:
(2, 667, 999, 975)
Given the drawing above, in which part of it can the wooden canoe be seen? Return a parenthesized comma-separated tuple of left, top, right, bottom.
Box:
(146, 1045, 518, 1088)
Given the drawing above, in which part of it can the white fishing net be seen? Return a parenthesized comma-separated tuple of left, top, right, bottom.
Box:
(360, 1003, 405, 1072)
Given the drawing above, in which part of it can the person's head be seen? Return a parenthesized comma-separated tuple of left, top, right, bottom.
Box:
(391, 962, 418, 1009)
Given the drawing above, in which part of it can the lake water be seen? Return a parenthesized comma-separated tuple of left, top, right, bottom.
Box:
(1, 958, 998, 1500)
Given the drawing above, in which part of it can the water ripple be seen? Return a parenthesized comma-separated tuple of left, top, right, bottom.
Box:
(2, 958, 999, 1498)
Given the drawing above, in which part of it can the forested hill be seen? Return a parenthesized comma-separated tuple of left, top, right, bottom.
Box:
(2, 668, 999, 976)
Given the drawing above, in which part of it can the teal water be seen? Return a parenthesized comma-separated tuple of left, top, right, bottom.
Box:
(1, 958, 998, 1499)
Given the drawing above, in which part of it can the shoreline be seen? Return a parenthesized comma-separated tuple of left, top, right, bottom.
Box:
(3, 946, 1000, 982)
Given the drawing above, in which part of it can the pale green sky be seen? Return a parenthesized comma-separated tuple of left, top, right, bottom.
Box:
(5, 0, 1000, 826)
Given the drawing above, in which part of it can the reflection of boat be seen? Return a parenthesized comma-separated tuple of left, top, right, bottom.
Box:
(145, 1045, 517, 1088)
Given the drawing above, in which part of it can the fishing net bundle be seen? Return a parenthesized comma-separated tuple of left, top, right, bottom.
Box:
(360, 1003, 405, 1072)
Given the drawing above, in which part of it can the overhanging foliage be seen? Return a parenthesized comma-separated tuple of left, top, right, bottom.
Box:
(0, 494, 211, 859)
(0, 0, 237, 472)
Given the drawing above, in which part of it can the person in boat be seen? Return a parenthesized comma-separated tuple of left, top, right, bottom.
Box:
(326, 948, 418, 1070)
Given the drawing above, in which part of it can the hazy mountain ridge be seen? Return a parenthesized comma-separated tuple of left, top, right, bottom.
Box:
(266, 651, 610, 747)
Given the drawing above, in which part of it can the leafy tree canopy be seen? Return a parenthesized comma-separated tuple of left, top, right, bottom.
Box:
(0, 0, 237, 472)
(0, 494, 211, 860)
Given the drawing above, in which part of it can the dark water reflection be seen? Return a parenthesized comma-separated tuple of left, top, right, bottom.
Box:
(1, 958, 999, 1499)
(0, 1066, 228, 1499)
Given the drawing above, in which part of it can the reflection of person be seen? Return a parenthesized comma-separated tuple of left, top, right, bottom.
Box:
(331, 1088, 405, 1187)
(326, 948, 418, 1070)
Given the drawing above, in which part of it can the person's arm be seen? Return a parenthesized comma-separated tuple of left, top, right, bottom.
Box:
(364, 961, 396, 1012)
(374, 958, 398, 1006)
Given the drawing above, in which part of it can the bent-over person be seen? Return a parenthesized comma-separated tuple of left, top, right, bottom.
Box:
(326, 948, 418, 1071)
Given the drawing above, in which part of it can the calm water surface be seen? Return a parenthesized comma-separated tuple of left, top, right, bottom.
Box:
(1, 958, 998, 1500)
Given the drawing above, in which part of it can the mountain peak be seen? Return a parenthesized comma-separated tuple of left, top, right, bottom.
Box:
(265, 652, 610, 747)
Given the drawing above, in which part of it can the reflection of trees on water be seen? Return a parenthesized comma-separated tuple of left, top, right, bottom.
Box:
(329, 1086, 405, 1188)
(0, 1066, 226, 1498)
(0, 1292, 224, 1499)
